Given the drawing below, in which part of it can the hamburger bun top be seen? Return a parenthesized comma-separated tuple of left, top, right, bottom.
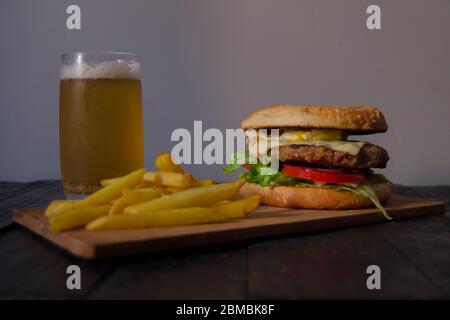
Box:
(241, 104, 388, 134)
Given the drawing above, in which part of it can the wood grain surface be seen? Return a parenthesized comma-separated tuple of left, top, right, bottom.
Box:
(13, 194, 445, 259)
(1, 182, 449, 299)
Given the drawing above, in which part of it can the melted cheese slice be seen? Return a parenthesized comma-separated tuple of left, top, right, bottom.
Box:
(247, 130, 365, 157)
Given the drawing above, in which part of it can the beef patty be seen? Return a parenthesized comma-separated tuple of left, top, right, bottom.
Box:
(278, 143, 389, 169)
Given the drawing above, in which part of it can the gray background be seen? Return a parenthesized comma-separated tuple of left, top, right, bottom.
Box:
(1, 0, 449, 185)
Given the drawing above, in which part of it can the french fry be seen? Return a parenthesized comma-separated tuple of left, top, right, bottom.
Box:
(45, 200, 79, 217)
(164, 187, 188, 194)
(108, 197, 126, 216)
(123, 187, 161, 198)
(135, 180, 170, 194)
(46, 202, 85, 218)
(193, 179, 215, 187)
(87, 195, 260, 231)
(100, 176, 122, 187)
(47, 169, 145, 219)
(155, 152, 184, 173)
(134, 180, 155, 189)
(212, 195, 260, 219)
(80, 168, 146, 206)
(135, 181, 169, 195)
(144, 171, 194, 188)
(154, 185, 170, 195)
(88, 207, 222, 230)
(50, 205, 110, 232)
(163, 180, 215, 193)
(108, 188, 161, 215)
(125, 182, 242, 214)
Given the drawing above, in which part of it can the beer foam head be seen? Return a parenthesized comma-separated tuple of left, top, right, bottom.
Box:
(61, 60, 141, 80)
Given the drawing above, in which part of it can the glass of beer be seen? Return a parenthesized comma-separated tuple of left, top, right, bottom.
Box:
(59, 52, 144, 198)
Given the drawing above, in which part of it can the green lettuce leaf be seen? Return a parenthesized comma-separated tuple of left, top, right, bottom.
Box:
(336, 185, 392, 220)
(222, 153, 245, 173)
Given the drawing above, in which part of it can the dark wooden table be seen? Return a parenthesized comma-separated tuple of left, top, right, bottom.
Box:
(0, 181, 449, 299)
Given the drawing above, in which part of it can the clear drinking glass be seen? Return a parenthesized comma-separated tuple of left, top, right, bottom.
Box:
(59, 52, 144, 198)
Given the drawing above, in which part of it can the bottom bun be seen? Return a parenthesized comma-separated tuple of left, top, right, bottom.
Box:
(239, 182, 391, 210)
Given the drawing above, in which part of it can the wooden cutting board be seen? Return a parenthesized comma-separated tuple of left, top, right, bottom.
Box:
(13, 194, 446, 259)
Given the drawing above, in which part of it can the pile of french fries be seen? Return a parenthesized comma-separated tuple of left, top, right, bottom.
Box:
(45, 153, 260, 232)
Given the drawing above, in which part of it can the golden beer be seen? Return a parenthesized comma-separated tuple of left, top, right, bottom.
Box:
(59, 53, 144, 197)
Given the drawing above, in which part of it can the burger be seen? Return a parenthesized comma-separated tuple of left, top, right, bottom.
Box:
(224, 104, 392, 219)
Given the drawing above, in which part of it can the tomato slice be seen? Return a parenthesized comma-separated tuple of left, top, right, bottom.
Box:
(281, 164, 364, 184)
